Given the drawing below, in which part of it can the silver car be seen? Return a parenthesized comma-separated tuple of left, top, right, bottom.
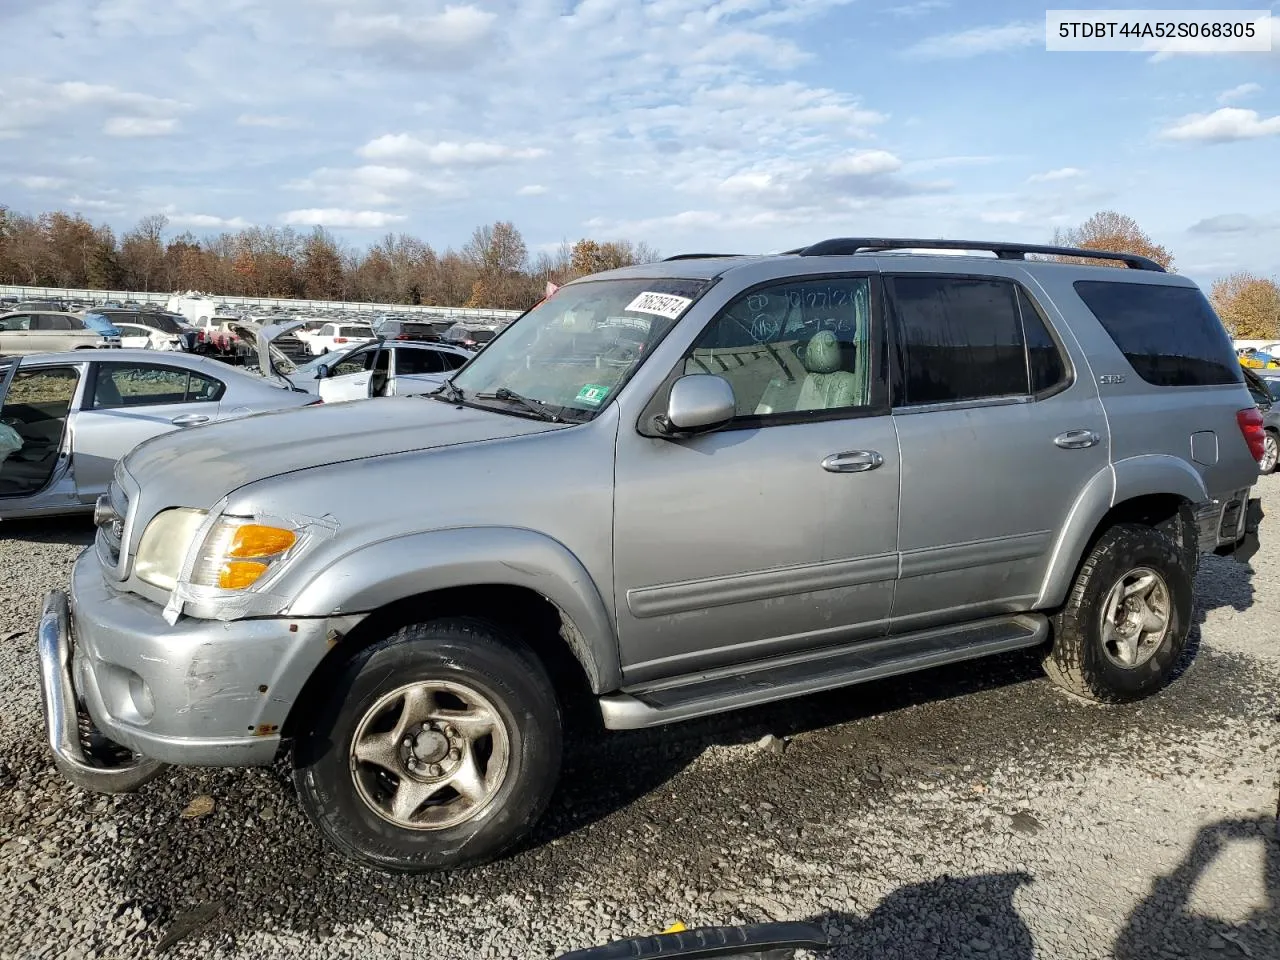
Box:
(0, 350, 315, 519)
(0, 311, 122, 354)
(37, 236, 1264, 873)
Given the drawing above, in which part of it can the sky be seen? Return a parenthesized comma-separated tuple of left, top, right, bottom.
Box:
(0, 0, 1278, 288)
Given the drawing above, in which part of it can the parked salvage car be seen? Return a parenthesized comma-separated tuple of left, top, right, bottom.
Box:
(37, 237, 1263, 874)
(442, 322, 497, 350)
(94, 309, 198, 352)
(1241, 366, 1280, 474)
(307, 322, 375, 356)
(0, 350, 314, 519)
(0, 311, 122, 355)
(372, 318, 451, 342)
(290, 339, 471, 402)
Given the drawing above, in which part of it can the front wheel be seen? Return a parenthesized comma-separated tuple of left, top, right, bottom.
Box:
(292, 618, 562, 872)
(1261, 431, 1278, 474)
(1043, 523, 1193, 703)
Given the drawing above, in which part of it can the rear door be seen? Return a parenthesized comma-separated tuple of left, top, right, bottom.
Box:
(389, 346, 447, 395)
(0, 314, 35, 355)
(71, 361, 225, 499)
(887, 272, 1108, 632)
(116, 324, 153, 349)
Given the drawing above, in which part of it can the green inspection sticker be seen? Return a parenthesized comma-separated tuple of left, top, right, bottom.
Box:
(575, 384, 610, 406)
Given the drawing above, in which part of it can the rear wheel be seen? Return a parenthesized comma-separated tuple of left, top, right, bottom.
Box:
(292, 618, 562, 872)
(1043, 523, 1192, 703)
(1260, 431, 1278, 474)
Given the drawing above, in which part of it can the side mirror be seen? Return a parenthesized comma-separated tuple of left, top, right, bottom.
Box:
(655, 375, 736, 437)
(315, 364, 329, 380)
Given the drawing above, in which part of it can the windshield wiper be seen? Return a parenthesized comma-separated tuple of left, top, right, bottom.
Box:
(430, 380, 465, 403)
(474, 387, 562, 422)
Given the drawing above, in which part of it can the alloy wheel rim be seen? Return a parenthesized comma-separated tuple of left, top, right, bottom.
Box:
(1099, 566, 1171, 669)
(1263, 435, 1277, 472)
(349, 679, 510, 831)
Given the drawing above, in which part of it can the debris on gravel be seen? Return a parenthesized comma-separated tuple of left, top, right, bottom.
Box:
(0, 488, 1276, 959)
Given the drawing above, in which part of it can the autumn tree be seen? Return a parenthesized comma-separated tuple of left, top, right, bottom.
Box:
(1210, 273, 1280, 339)
(119, 214, 168, 291)
(462, 221, 530, 308)
(300, 227, 345, 300)
(1051, 211, 1176, 271)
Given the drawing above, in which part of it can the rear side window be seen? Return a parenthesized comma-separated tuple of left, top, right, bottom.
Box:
(1019, 289, 1069, 394)
(888, 277, 1028, 405)
(1073, 281, 1241, 387)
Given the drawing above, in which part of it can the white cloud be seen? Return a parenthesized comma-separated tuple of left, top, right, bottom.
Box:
(1189, 213, 1276, 234)
(162, 210, 252, 229)
(904, 21, 1039, 59)
(281, 208, 408, 229)
(1217, 82, 1262, 105)
(358, 134, 546, 166)
(1160, 107, 1280, 143)
(17, 175, 69, 190)
(888, 0, 950, 15)
(289, 164, 463, 207)
(826, 150, 903, 176)
(1028, 167, 1084, 182)
(56, 81, 185, 116)
(103, 116, 179, 137)
(332, 5, 497, 67)
(979, 210, 1027, 224)
(236, 113, 299, 129)
(517, 184, 548, 196)
(66, 194, 125, 213)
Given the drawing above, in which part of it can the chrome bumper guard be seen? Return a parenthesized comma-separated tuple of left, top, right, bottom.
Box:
(37, 590, 167, 793)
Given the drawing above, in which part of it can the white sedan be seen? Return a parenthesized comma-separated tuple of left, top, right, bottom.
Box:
(307, 322, 376, 356)
(113, 321, 186, 351)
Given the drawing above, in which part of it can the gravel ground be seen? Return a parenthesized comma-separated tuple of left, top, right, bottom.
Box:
(0, 486, 1276, 960)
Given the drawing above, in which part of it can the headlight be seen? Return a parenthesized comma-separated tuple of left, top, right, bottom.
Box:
(189, 517, 299, 590)
(135, 508, 208, 590)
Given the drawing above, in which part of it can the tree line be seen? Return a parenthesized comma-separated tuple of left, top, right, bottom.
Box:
(1, 205, 1277, 335)
(0, 207, 659, 310)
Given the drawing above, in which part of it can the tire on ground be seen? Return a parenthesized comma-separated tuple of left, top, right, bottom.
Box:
(292, 617, 562, 872)
(1043, 523, 1193, 703)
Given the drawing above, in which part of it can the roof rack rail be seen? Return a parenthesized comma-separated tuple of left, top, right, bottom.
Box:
(791, 238, 1166, 272)
(662, 253, 745, 261)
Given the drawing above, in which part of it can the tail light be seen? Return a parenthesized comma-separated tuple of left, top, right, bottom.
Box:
(335, 337, 348, 344)
(1237, 407, 1266, 462)
(396, 334, 410, 340)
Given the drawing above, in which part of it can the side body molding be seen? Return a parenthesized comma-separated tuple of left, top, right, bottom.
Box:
(285, 527, 620, 692)
(1035, 456, 1208, 609)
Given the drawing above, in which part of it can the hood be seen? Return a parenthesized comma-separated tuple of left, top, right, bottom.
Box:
(122, 397, 565, 511)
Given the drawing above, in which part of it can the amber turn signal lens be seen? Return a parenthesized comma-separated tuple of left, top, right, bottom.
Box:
(228, 525, 297, 559)
(218, 560, 269, 589)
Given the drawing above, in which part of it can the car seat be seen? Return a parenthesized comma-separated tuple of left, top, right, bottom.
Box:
(796, 330, 860, 410)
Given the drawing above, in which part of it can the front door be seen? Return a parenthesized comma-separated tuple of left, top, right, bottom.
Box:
(613, 273, 901, 684)
(318, 345, 380, 402)
(886, 272, 1109, 631)
(0, 363, 83, 514)
(72, 361, 225, 500)
(0, 314, 36, 355)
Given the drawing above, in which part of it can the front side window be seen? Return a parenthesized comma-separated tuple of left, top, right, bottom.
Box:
(451, 277, 709, 420)
(332, 349, 376, 377)
(889, 276, 1031, 406)
(92, 364, 224, 408)
(0, 314, 31, 332)
(686, 276, 877, 420)
(1073, 280, 1240, 387)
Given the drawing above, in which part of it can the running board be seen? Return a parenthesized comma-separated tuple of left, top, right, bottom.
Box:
(598, 614, 1048, 730)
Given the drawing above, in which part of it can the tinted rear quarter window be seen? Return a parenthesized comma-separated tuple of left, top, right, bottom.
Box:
(1073, 281, 1240, 387)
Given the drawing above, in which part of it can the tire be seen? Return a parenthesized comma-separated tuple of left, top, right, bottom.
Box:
(292, 617, 562, 873)
(1043, 523, 1193, 703)
(1261, 431, 1278, 475)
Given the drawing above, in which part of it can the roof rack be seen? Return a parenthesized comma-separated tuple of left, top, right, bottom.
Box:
(786, 237, 1166, 272)
(662, 253, 745, 261)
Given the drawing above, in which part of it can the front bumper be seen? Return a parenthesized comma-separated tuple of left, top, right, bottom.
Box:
(37, 549, 360, 782)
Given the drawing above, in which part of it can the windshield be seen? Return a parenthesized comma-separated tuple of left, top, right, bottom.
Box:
(82, 313, 123, 336)
(292, 345, 356, 378)
(450, 277, 709, 420)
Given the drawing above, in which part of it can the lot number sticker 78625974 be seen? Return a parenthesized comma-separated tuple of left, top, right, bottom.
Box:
(625, 291, 693, 320)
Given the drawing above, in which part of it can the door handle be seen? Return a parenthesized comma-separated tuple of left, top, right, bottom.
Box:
(821, 450, 884, 473)
(170, 414, 210, 427)
(1054, 429, 1100, 449)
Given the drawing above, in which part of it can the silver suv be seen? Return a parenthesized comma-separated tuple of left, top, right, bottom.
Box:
(37, 238, 1264, 872)
(0, 311, 122, 354)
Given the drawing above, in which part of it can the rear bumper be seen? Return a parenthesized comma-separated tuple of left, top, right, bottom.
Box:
(1195, 488, 1262, 558)
(1211, 496, 1263, 563)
